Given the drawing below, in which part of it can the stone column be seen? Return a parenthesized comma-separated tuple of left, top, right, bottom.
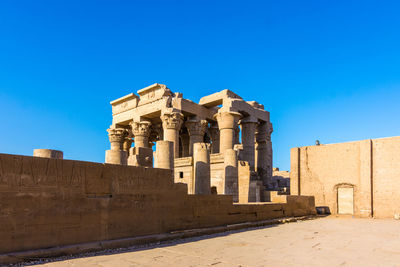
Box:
(180, 132, 190, 157)
(209, 122, 220, 154)
(224, 149, 238, 201)
(193, 143, 211, 195)
(214, 111, 242, 153)
(266, 121, 273, 186)
(130, 121, 151, 148)
(185, 118, 207, 156)
(128, 121, 153, 167)
(240, 117, 258, 169)
(105, 128, 128, 165)
(155, 141, 174, 170)
(234, 125, 240, 144)
(33, 149, 63, 159)
(161, 112, 183, 158)
(255, 121, 273, 187)
(123, 134, 133, 156)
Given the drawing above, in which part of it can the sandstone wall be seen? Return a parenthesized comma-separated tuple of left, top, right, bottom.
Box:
(174, 153, 226, 195)
(0, 153, 315, 254)
(290, 136, 400, 218)
(372, 137, 400, 218)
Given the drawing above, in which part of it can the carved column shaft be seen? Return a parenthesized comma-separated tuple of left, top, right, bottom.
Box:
(209, 123, 220, 154)
(106, 128, 128, 165)
(255, 121, 273, 187)
(123, 137, 133, 152)
(161, 112, 183, 158)
(185, 118, 207, 156)
(240, 117, 257, 169)
(131, 121, 151, 148)
(180, 133, 190, 157)
(234, 125, 240, 144)
(215, 111, 242, 153)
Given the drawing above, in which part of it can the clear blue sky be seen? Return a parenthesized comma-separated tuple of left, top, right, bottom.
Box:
(1, 0, 400, 170)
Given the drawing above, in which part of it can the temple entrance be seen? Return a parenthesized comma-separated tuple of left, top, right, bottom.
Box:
(337, 187, 354, 214)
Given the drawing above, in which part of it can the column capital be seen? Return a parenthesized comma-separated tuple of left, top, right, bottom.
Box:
(149, 123, 163, 142)
(107, 127, 128, 151)
(214, 111, 242, 130)
(107, 128, 128, 143)
(130, 121, 151, 137)
(185, 118, 208, 137)
(161, 112, 184, 130)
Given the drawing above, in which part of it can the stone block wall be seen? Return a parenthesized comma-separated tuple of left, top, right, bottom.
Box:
(290, 136, 400, 218)
(0, 153, 315, 254)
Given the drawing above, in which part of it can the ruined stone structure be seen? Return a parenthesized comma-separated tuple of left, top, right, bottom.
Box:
(272, 167, 290, 194)
(0, 152, 315, 263)
(291, 136, 400, 219)
(0, 83, 319, 264)
(106, 83, 273, 202)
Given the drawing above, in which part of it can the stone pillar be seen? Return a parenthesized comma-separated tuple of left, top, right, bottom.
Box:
(209, 122, 220, 154)
(105, 128, 127, 165)
(180, 132, 190, 157)
(161, 112, 183, 158)
(185, 118, 207, 156)
(128, 121, 153, 167)
(255, 121, 273, 187)
(266, 121, 273, 187)
(154, 141, 174, 170)
(149, 123, 162, 148)
(224, 149, 238, 201)
(240, 117, 257, 169)
(131, 121, 151, 148)
(234, 125, 240, 144)
(123, 135, 133, 155)
(193, 143, 211, 195)
(214, 111, 242, 153)
(33, 149, 63, 159)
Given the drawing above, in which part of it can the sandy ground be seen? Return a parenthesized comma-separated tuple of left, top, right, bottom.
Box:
(33, 217, 400, 267)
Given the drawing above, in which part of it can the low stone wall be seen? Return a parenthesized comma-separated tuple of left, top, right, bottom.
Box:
(0, 153, 315, 255)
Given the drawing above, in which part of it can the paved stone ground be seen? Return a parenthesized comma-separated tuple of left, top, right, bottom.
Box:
(35, 217, 400, 267)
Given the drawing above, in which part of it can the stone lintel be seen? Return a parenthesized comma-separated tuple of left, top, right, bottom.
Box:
(137, 83, 173, 106)
(199, 89, 243, 108)
(227, 99, 270, 122)
(110, 93, 139, 115)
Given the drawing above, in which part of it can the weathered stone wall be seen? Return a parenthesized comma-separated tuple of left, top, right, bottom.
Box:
(0, 153, 315, 254)
(290, 136, 400, 218)
(174, 153, 227, 195)
(372, 137, 400, 218)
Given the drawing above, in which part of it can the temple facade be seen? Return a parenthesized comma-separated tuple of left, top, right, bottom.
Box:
(106, 83, 273, 202)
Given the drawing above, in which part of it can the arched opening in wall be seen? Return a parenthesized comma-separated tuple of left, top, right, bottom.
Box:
(337, 185, 354, 215)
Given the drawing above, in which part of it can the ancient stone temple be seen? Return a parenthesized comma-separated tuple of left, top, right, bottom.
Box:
(106, 83, 273, 202)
